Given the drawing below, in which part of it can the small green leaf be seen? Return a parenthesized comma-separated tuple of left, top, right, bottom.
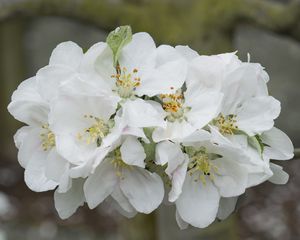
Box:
(142, 128, 156, 162)
(106, 26, 132, 67)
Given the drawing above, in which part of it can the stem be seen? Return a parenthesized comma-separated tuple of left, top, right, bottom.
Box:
(294, 148, 300, 159)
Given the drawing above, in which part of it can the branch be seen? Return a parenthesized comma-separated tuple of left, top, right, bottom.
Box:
(294, 148, 300, 159)
(0, 0, 299, 52)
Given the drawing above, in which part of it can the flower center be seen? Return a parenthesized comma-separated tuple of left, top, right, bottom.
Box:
(77, 115, 110, 147)
(185, 146, 219, 185)
(160, 90, 189, 122)
(40, 124, 55, 151)
(111, 66, 141, 98)
(214, 113, 238, 135)
(110, 148, 131, 179)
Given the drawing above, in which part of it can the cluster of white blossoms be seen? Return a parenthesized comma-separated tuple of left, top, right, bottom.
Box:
(8, 26, 294, 229)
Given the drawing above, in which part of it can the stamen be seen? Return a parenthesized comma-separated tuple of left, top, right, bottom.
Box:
(214, 113, 238, 135)
(110, 148, 131, 179)
(111, 66, 141, 98)
(77, 115, 109, 147)
(186, 147, 218, 185)
(160, 90, 189, 122)
(40, 124, 55, 151)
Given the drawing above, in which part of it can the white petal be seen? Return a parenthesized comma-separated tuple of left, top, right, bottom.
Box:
(111, 185, 136, 214)
(175, 45, 199, 60)
(8, 100, 49, 126)
(268, 163, 289, 185)
(49, 93, 118, 134)
(36, 65, 78, 101)
(45, 149, 69, 182)
(169, 157, 188, 202)
(176, 175, 220, 228)
(180, 129, 212, 144)
(17, 127, 42, 168)
(136, 58, 187, 96)
(217, 197, 238, 220)
(237, 96, 281, 136)
(83, 160, 117, 209)
(213, 158, 248, 197)
(188, 55, 224, 90)
(120, 168, 164, 214)
(57, 170, 72, 193)
(68, 146, 110, 178)
(8, 77, 48, 126)
(49, 41, 83, 69)
(155, 141, 185, 175)
(80, 42, 109, 74)
(14, 126, 31, 150)
(11, 77, 41, 102)
(176, 210, 189, 230)
(55, 134, 98, 165)
(119, 32, 156, 71)
(221, 63, 266, 114)
(54, 178, 85, 219)
(59, 74, 113, 97)
(156, 45, 183, 65)
(184, 87, 223, 129)
(24, 150, 58, 192)
(121, 126, 148, 142)
(120, 136, 146, 168)
(152, 120, 195, 142)
(262, 127, 294, 160)
(121, 99, 166, 128)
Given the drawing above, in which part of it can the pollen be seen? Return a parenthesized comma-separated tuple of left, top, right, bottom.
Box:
(160, 90, 188, 122)
(77, 115, 109, 147)
(214, 113, 238, 135)
(110, 148, 131, 179)
(160, 91, 184, 113)
(186, 147, 218, 186)
(111, 66, 141, 98)
(40, 124, 55, 151)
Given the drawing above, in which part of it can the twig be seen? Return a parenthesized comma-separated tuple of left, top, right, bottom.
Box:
(294, 148, 300, 159)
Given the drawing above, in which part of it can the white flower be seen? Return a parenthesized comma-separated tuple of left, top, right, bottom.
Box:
(49, 78, 166, 177)
(36, 41, 84, 101)
(7, 26, 294, 227)
(92, 32, 187, 98)
(49, 89, 120, 178)
(210, 125, 292, 187)
(152, 83, 223, 142)
(156, 132, 250, 228)
(8, 77, 71, 193)
(84, 136, 164, 214)
(189, 53, 280, 137)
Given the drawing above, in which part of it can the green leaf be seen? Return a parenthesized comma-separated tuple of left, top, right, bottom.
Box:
(142, 128, 156, 162)
(106, 25, 132, 67)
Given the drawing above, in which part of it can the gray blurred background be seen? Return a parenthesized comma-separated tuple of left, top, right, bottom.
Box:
(0, 0, 300, 239)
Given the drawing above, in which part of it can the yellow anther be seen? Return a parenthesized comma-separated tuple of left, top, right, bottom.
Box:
(111, 66, 141, 98)
(186, 147, 218, 186)
(215, 114, 238, 135)
(110, 148, 131, 179)
(40, 124, 55, 151)
(160, 91, 184, 113)
(77, 115, 109, 147)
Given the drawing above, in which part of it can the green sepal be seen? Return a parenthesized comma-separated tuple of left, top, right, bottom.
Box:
(249, 134, 265, 156)
(106, 25, 132, 67)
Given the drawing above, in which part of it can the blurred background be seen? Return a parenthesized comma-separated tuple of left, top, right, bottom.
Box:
(0, 0, 300, 239)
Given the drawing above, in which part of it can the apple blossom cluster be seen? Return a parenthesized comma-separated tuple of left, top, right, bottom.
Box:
(8, 26, 294, 229)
